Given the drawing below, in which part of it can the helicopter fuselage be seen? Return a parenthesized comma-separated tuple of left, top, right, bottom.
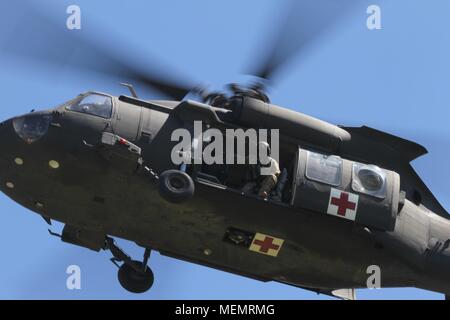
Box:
(1, 92, 449, 298)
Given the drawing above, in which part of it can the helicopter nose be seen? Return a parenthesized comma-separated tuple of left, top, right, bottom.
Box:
(0, 117, 20, 160)
(0, 117, 23, 193)
(0, 111, 54, 189)
(11, 111, 53, 144)
(0, 111, 52, 157)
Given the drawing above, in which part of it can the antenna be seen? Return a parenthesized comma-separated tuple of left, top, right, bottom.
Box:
(120, 83, 138, 98)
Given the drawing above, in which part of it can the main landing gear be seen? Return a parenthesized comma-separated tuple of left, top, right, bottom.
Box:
(105, 237, 154, 293)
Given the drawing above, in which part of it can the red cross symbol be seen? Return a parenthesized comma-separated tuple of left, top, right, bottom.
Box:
(330, 192, 356, 216)
(253, 236, 280, 253)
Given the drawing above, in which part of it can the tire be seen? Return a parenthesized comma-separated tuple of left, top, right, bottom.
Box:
(158, 170, 195, 203)
(118, 260, 154, 294)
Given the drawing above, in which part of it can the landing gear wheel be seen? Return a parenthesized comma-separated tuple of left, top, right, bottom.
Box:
(159, 169, 195, 203)
(118, 260, 154, 294)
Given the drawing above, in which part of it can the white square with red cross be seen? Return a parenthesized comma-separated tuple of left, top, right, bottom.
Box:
(249, 233, 284, 257)
(327, 188, 359, 221)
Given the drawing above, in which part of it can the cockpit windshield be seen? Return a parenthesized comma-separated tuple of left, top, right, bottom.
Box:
(66, 93, 113, 119)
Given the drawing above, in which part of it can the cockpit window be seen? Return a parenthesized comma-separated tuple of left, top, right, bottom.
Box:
(305, 151, 342, 186)
(67, 93, 112, 119)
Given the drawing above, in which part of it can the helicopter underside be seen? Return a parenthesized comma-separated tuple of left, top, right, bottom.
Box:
(0, 142, 420, 295)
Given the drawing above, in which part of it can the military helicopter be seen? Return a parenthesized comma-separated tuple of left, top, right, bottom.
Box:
(1, 1, 450, 299)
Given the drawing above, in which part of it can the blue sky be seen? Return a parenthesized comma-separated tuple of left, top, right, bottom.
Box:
(0, 0, 449, 299)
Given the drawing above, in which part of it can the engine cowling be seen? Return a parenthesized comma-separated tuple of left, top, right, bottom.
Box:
(229, 96, 351, 152)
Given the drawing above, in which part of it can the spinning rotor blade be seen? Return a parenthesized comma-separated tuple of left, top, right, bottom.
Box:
(0, 2, 195, 100)
(247, 0, 360, 82)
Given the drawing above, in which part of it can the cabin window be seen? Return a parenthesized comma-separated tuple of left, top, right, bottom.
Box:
(351, 163, 386, 199)
(67, 93, 113, 119)
(305, 151, 342, 186)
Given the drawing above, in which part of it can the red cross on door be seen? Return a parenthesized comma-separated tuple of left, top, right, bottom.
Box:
(331, 192, 356, 216)
(327, 188, 359, 221)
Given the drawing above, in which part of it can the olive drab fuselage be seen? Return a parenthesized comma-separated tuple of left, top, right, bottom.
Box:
(0, 91, 449, 298)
